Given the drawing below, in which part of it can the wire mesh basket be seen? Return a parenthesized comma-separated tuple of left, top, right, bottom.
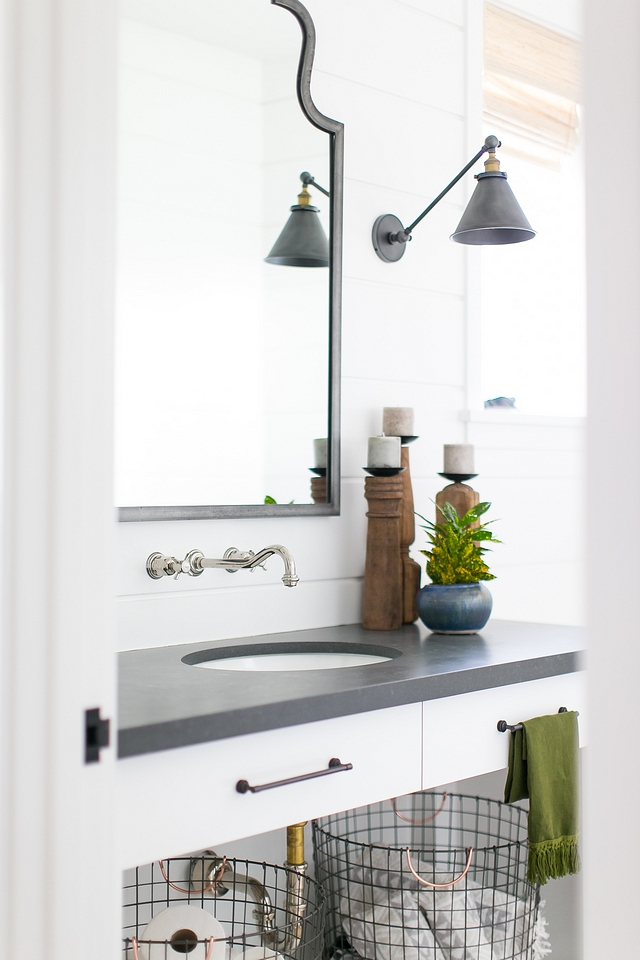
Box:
(123, 854, 325, 960)
(313, 792, 543, 960)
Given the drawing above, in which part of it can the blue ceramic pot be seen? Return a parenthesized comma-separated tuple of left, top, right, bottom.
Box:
(417, 582, 493, 635)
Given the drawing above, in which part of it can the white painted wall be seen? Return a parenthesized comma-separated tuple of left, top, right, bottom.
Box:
(466, 411, 585, 625)
(115, 0, 585, 651)
(583, 1, 640, 958)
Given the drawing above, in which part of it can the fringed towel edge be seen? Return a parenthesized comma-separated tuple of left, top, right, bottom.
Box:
(528, 834, 580, 885)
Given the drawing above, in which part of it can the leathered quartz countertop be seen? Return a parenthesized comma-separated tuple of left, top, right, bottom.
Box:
(117, 620, 585, 759)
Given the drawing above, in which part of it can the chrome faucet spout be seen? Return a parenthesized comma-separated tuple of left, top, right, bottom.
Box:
(146, 544, 299, 587)
(246, 545, 299, 587)
(196, 544, 299, 586)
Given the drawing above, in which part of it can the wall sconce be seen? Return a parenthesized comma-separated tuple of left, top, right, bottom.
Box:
(372, 135, 535, 262)
(265, 172, 330, 267)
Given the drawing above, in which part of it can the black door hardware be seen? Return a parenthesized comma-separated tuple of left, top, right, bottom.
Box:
(85, 708, 110, 763)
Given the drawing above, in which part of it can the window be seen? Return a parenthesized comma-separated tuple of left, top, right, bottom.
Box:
(480, 4, 585, 417)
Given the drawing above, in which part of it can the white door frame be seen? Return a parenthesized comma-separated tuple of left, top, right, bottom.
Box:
(0, 0, 119, 956)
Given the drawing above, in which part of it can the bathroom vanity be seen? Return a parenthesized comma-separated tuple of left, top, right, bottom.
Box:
(116, 620, 586, 869)
(2, 0, 596, 952)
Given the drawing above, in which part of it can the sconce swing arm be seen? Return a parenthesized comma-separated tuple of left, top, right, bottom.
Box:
(373, 133, 536, 260)
(400, 137, 499, 242)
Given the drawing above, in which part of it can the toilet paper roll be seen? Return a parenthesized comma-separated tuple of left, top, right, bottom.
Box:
(239, 949, 282, 960)
(138, 905, 227, 960)
(226, 946, 247, 960)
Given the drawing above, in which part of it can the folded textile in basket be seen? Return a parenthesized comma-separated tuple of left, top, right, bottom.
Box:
(419, 875, 528, 960)
(346, 847, 422, 891)
(340, 850, 532, 960)
(412, 871, 493, 960)
(340, 886, 446, 960)
(472, 884, 528, 960)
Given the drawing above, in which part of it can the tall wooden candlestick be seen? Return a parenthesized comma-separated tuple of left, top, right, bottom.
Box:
(310, 476, 327, 504)
(363, 475, 403, 630)
(435, 482, 479, 524)
(400, 445, 421, 623)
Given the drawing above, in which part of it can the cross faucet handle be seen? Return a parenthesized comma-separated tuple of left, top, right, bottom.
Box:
(175, 558, 193, 580)
(146, 551, 204, 580)
(146, 552, 181, 579)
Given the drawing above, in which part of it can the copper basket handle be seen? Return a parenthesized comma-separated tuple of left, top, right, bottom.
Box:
(157, 855, 227, 895)
(405, 845, 474, 888)
(131, 935, 216, 959)
(391, 791, 448, 825)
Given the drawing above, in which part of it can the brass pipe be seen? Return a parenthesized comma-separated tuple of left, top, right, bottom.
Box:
(278, 822, 309, 954)
(286, 822, 307, 866)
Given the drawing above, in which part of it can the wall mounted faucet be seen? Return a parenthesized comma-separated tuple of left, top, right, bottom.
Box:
(146, 545, 300, 587)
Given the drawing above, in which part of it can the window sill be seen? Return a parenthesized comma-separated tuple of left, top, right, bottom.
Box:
(459, 410, 586, 428)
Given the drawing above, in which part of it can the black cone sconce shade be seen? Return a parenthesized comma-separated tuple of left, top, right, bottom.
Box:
(451, 169, 535, 244)
(265, 171, 330, 267)
(372, 135, 535, 262)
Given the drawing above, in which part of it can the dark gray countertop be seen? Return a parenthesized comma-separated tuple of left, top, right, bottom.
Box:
(118, 620, 585, 759)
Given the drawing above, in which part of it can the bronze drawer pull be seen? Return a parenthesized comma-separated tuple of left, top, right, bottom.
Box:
(236, 757, 353, 794)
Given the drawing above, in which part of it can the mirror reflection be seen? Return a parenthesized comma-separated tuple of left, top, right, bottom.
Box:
(115, 0, 332, 511)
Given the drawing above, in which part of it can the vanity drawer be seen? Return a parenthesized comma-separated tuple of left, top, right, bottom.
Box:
(117, 702, 422, 869)
(422, 671, 587, 790)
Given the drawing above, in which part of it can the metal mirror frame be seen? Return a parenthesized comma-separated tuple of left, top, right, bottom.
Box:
(118, 0, 343, 522)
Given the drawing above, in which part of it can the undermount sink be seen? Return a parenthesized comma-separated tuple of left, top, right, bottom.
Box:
(182, 641, 401, 673)
(192, 652, 390, 672)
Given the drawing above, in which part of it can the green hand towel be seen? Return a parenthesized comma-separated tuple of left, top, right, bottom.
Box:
(504, 710, 580, 885)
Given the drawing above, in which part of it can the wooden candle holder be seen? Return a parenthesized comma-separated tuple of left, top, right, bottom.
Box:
(310, 476, 327, 504)
(400, 445, 421, 623)
(362, 475, 404, 630)
(435, 481, 479, 525)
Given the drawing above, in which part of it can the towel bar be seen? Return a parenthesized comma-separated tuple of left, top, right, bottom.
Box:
(497, 707, 578, 733)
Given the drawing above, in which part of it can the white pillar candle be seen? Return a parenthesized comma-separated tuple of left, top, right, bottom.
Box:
(313, 438, 327, 468)
(443, 443, 475, 474)
(382, 407, 414, 437)
(368, 436, 401, 468)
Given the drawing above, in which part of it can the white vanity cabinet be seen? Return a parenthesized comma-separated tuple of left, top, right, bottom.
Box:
(422, 672, 587, 790)
(117, 702, 422, 869)
(117, 664, 586, 870)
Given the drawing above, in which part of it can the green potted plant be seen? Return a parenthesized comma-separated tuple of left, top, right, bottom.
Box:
(416, 501, 501, 634)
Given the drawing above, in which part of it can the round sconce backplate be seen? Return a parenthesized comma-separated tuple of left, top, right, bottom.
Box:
(372, 214, 407, 262)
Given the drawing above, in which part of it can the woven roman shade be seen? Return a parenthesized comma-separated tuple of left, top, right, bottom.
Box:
(484, 4, 582, 168)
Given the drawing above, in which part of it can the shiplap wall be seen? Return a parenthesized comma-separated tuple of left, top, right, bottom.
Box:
(116, 0, 585, 652)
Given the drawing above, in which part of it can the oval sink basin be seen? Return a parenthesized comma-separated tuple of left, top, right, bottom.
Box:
(182, 641, 400, 673)
(192, 652, 391, 672)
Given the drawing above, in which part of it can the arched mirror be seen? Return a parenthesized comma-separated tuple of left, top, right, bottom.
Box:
(116, 0, 343, 520)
